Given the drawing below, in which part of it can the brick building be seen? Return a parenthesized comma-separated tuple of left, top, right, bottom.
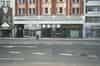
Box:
(14, 0, 84, 38)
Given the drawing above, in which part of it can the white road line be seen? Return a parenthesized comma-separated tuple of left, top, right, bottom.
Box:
(0, 58, 24, 60)
(3, 46, 16, 48)
(2, 46, 37, 48)
(88, 55, 97, 58)
(59, 53, 73, 56)
(8, 51, 21, 54)
(32, 52, 45, 55)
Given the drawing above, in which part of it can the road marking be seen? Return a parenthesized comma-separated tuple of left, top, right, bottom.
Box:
(2, 46, 37, 48)
(88, 55, 97, 58)
(8, 51, 21, 54)
(59, 53, 73, 56)
(0, 58, 24, 60)
(3, 46, 16, 48)
(32, 52, 45, 55)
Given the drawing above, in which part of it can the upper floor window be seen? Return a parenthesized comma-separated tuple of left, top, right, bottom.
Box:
(29, 0, 35, 4)
(0, 0, 10, 7)
(43, 0, 48, 3)
(45, 8, 48, 14)
(19, 0, 25, 4)
(57, 7, 64, 15)
(43, 7, 49, 15)
(73, 0, 79, 3)
(72, 8, 79, 16)
(57, 0, 64, 2)
(59, 7, 63, 13)
(29, 8, 35, 16)
(18, 8, 25, 16)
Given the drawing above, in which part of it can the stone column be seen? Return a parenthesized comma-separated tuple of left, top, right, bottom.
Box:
(83, 23, 86, 38)
(52, 25, 56, 37)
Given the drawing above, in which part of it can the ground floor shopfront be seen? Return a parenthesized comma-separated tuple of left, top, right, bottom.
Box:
(0, 30, 12, 37)
(85, 24, 100, 38)
(14, 24, 83, 38)
(41, 24, 83, 38)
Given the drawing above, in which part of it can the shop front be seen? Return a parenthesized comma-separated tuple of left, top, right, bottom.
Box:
(15, 24, 24, 37)
(15, 24, 41, 38)
(86, 25, 100, 38)
(0, 30, 12, 37)
(41, 24, 83, 38)
(0, 23, 13, 37)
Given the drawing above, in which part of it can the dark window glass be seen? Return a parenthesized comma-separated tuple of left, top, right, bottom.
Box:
(73, 0, 79, 3)
(29, 8, 31, 15)
(44, 0, 48, 3)
(33, 8, 35, 14)
(59, 7, 63, 13)
(30, 0, 35, 4)
(19, 0, 25, 4)
(72, 8, 79, 15)
(19, 8, 21, 15)
(45, 8, 48, 14)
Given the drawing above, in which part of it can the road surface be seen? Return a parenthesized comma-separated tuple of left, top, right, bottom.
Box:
(0, 38, 100, 64)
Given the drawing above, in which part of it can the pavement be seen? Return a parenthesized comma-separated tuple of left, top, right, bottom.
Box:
(0, 38, 100, 45)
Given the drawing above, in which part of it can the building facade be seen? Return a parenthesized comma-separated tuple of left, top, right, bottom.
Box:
(85, 0, 100, 38)
(14, 0, 85, 38)
(13, 0, 100, 38)
(0, 0, 13, 37)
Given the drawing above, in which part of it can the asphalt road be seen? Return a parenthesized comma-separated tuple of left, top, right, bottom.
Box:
(0, 39, 100, 64)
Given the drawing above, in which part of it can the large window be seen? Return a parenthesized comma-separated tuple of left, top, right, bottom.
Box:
(43, 8, 49, 15)
(44, 0, 48, 3)
(18, 8, 25, 16)
(45, 8, 48, 13)
(72, 0, 79, 3)
(0, 0, 10, 6)
(59, 7, 63, 13)
(57, 7, 64, 15)
(19, 0, 25, 4)
(57, 0, 64, 2)
(86, 17, 100, 23)
(29, 0, 35, 4)
(29, 8, 35, 16)
(87, 6, 100, 12)
(72, 8, 79, 15)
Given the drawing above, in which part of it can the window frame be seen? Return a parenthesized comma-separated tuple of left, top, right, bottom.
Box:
(72, 8, 80, 16)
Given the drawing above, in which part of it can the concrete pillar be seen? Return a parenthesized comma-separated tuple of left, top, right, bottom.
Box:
(11, 28, 15, 38)
(83, 23, 86, 38)
(52, 25, 56, 37)
(36, 31, 41, 39)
